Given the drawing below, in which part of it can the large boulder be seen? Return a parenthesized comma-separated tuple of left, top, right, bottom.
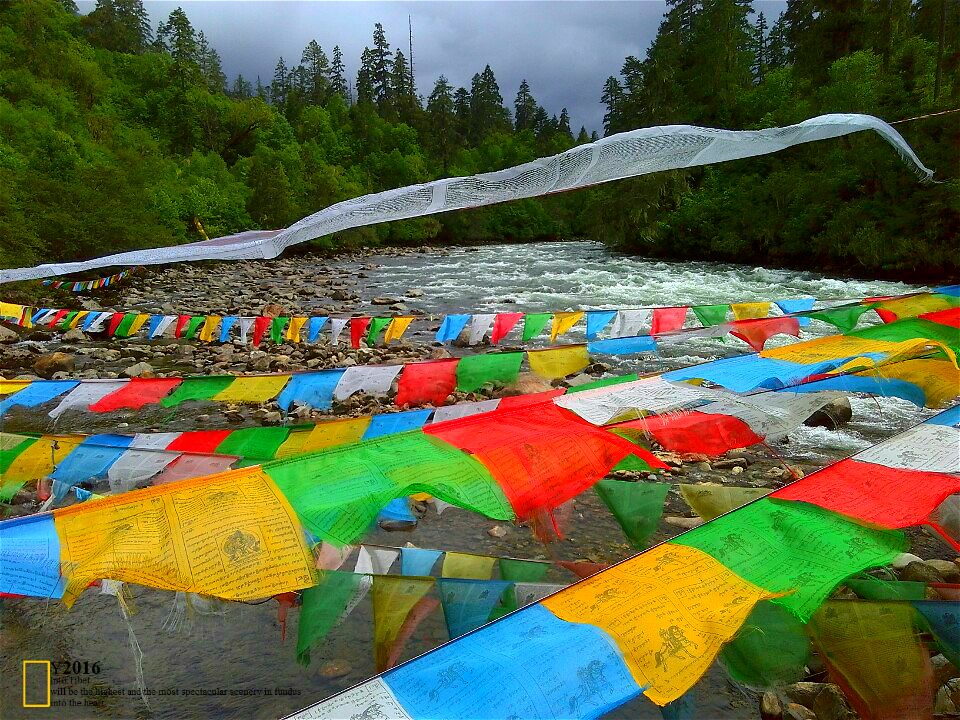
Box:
(0, 324, 20, 344)
(497, 372, 553, 397)
(33, 352, 75, 378)
(804, 396, 852, 429)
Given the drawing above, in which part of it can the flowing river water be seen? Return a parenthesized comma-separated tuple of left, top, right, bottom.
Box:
(0, 241, 940, 720)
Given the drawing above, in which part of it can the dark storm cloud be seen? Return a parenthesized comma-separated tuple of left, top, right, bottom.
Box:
(79, 1, 786, 133)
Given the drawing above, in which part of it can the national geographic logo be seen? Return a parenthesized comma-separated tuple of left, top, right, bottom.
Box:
(22, 661, 51, 708)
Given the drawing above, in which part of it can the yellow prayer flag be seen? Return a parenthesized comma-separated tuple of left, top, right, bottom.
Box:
(4, 436, 81, 487)
(859, 358, 960, 408)
(550, 311, 585, 342)
(527, 345, 590, 379)
(198, 315, 220, 342)
(299, 417, 371, 452)
(286, 317, 308, 343)
(679, 483, 769, 521)
(212, 375, 290, 404)
(0, 302, 24, 320)
(68, 311, 88, 329)
(541, 543, 775, 706)
(730, 302, 771, 321)
(54, 467, 317, 607)
(762, 336, 907, 364)
(873, 294, 958, 320)
(372, 576, 435, 671)
(441, 551, 496, 579)
(384, 317, 414, 344)
(273, 428, 316, 459)
(128, 314, 150, 337)
(0, 380, 31, 396)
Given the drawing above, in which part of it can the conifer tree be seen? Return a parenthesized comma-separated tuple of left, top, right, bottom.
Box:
(514, 79, 537, 131)
(329, 45, 349, 101)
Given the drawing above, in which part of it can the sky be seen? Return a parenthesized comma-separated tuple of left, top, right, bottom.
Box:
(77, 1, 788, 134)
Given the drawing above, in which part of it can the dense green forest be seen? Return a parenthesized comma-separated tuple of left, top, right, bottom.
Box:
(1, 0, 957, 280)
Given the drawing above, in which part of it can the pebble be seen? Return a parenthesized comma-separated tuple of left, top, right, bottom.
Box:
(760, 691, 782, 720)
(899, 560, 944, 584)
(123, 361, 153, 378)
(925, 558, 960, 583)
(318, 660, 351, 679)
(664, 515, 703, 529)
(487, 526, 507, 538)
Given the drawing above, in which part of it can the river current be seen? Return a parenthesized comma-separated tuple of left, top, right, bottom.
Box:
(0, 241, 939, 720)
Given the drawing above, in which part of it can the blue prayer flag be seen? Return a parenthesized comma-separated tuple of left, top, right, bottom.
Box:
(401, 547, 443, 577)
(588, 336, 657, 355)
(275, 371, 346, 412)
(50, 434, 132, 500)
(775, 298, 816, 327)
(308, 316, 329, 342)
(0, 381, 79, 416)
(219, 317, 237, 342)
(585, 311, 618, 340)
(436, 314, 471, 343)
(362, 410, 433, 440)
(0, 514, 66, 598)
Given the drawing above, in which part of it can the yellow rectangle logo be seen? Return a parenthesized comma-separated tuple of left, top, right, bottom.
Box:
(23, 660, 51, 708)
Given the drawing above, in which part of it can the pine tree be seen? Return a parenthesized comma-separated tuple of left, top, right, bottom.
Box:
(197, 31, 226, 93)
(58, 0, 79, 14)
(600, 76, 624, 135)
(531, 106, 549, 137)
(767, 13, 789, 68)
(514, 79, 537, 131)
(558, 108, 572, 137)
(590, 130, 599, 141)
(301, 40, 331, 104)
(576, 126, 590, 143)
(427, 75, 457, 173)
(391, 49, 411, 102)
(271, 57, 289, 108)
(751, 11, 769, 82)
(255, 75, 270, 103)
(155, 7, 199, 152)
(469, 65, 510, 141)
(85, 0, 152, 54)
(371, 22, 392, 106)
(356, 47, 375, 104)
(453, 86, 471, 138)
(232, 74, 253, 100)
(329, 45, 348, 101)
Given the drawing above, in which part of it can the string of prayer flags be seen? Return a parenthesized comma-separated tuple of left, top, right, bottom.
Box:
(809, 601, 935, 720)
(594, 478, 670, 549)
(41, 267, 139, 292)
(491, 312, 523, 344)
(441, 552, 496, 580)
(651, 306, 688, 335)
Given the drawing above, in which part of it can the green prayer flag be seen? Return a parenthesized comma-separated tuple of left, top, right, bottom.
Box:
(566, 374, 638, 394)
(673, 498, 907, 619)
(455, 353, 524, 392)
(610, 453, 655, 473)
(522, 313, 551, 341)
(270, 317, 289, 344)
(499, 557, 550, 583)
(366, 317, 392, 346)
(594, 478, 670, 549)
(720, 600, 809, 689)
(114, 313, 138, 337)
(59, 311, 79, 330)
(265, 431, 514, 545)
(693, 304, 729, 327)
(852, 318, 960, 354)
(808, 305, 872, 334)
(182, 315, 205, 339)
(214, 426, 292, 461)
(0, 437, 37, 502)
(680, 483, 769, 521)
(846, 577, 927, 601)
(160, 376, 235, 407)
(296, 570, 365, 665)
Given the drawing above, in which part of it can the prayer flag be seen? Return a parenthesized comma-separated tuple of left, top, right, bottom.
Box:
(211, 375, 289, 404)
(198, 315, 220, 342)
(372, 576, 435, 671)
(334, 365, 403, 400)
(160, 377, 235, 407)
(286, 316, 308, 343)
(692, 304, 728, 327)
(469, 314, 497, 345)
(271, 317, 290, 344)
(550, 311, 584, 342)
(651, 307, 688, 335)
(594, 478, 670, 549)
(351, 318, 371, 349)
(384, 317, 413, 343)
(521, 313, 550, 341)
(730, 302, 771, 321)
(401, 547, 442, 577)
(719, 601, 809, 689)
(442, 552, 496, 580)
(367, 317, 392, 346)
(396, 359, 459, 407)
(527, 346, 589, 379)
(586, 310, 617, 339)
(297, 570, 365, 665)
(436, 314, 470, 343)
(455, 353, 523, 392)
(438, 578, 511, 638)
(679, 483, 769, 521)
(89, 378, 182, 412)
(276, 371, 345, 412)
(308, 316, 329, 342)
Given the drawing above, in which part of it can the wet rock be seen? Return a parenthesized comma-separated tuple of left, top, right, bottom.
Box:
(371, 297, 397, 305)
(565, 373, 596, 388)
(0, 325, 21, 343)
(935, 685, 958, 715)
(499, 372, 553, 396)
(61, 328, 86, 342)
(0, 347, 33, 369)
(803, 397, 852, 429)
(405, 289, 424, 297)
(932, 654, 960, 684)
(731, 465, 745, 475)
(487, 525, 508, 538)
(892, 552, 924, 569)
(925, 558, 960, 583)
(664, 515, 703, 529)
(783, 704, 815, 720)
(330, 289, 353, 301)
(33, 352, 75, 378)
(696, 461, 712, 471)
(760, 692, 783, 720)
(900, 560, 944, 584)
(123, 361, 153, 378)
(713, 457, 748, 470)
(261, 303, 285, 317)
(784, 682, 854, 720)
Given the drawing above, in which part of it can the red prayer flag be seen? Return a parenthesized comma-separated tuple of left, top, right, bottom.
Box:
(620, 410, 764, 456)
(166, 430, 234, 454)
(491, 313, 524, 344)
(107, 312, 125, 336)
(395, 359, 459, 407)
(864, 296, 898, 324)
(89, 378, 182, 412)
(350, 317, 371, 349)
(558, 561, 608, 579)
(651, 306, 688, 335)
(730, 316, 801, 351)
(920, 307, 960, 328)
(252, 316, 271, 347)
(48, 309, 68, 327)
(174, 314, 191, 338)
(497, 389, 566, 409)
(773, 459, 960, 530)
(425, 402, 664, 517)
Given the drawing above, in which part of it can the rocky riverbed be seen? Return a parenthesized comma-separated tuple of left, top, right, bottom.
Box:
(1, 242, 957, 719)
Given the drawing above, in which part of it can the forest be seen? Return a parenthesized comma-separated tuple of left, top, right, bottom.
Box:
(1, 0, 957, 280)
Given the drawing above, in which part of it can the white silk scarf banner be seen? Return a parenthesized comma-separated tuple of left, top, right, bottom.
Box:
(468, 314, 497, 345)
(48, 381, 127, 420)
(333, 365, 403, 401)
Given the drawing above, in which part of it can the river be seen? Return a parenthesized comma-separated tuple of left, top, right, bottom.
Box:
(0, 241, 938, 720)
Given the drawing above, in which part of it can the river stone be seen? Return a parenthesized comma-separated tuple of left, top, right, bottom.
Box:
(892, 552, 924, 569)
(123, 361, 153, 378)
(33, 351, 75, 378)
(371, 296, 396, 305)
(899, 560, 944, 584)
(0, 324, 20, 343)
(803, 397, 853, 429)
(713, 457, 748, 469)
(925, 558, 960, 583)
(487, 525, 508, 538)
(760, 692, 782, 720)
(318, 660, 351, 679)
(261, 303, 285, 317)
(405, 288, 424, 297)
(783, 704, 816, 720)
(499, 372, 552, 396)
(61, 328, 86, 342)
(664, 515, 703, 529)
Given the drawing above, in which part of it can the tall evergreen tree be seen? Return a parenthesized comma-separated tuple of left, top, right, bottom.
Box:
(558, 107, 572, 137)
(155, 7, 199, 151)
(232, 74, 253, 100)
(329, 45, 349, 101)
(469, 65, 510, 141)
(767, 13, 789, 68)
(271, 57, 289, 108)
(301, 40, 331, 104)
(255, 75, 269, 103)
(85, 0, 152, 54)
(370, 22, 392, 106)
(356, 47, 375, 104)
(600, 76, 624, 135)
(197, 30, 226, 93)
(751, 11, 769, 82)
(453, 86, 471, 137)
(427, 75, 457, 173)
(514, 79, 537, 131)
(576, 126, 590, 143)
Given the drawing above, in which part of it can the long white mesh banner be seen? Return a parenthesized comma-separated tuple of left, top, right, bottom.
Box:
(1, 113, 931, 282)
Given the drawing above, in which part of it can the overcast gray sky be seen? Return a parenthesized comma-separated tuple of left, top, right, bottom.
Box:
(78, 1, 787, 133)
